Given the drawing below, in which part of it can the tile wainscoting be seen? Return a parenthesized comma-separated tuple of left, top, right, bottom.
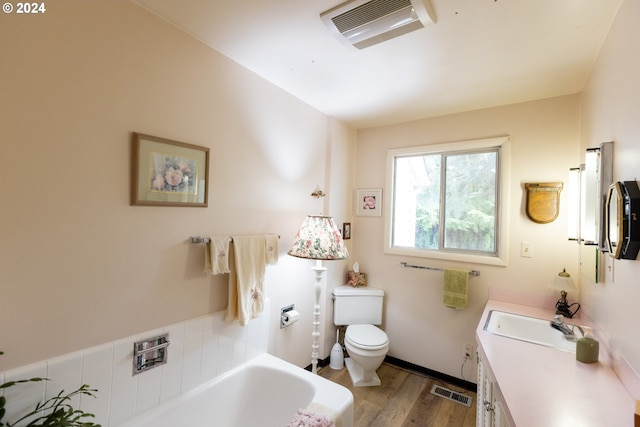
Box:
(0, 302, 270, 426)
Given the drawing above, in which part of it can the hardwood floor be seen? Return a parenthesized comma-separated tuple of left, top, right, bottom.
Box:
(318, 362, 477, 427)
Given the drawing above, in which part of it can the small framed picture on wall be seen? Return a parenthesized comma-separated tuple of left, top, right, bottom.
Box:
(343, 222, 351, 239)
(356, 188, 382, 217)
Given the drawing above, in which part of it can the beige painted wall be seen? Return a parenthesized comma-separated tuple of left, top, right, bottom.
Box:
(0, 1, 354, 370)
(353, 95, 581, 379)
(580, 0, 640, 385)
(266, 118, 355, 365)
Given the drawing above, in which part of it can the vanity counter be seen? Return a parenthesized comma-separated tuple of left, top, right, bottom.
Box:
(476, 300, 635, 427)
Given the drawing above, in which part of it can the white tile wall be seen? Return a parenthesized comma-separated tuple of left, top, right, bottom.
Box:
(81, 343, 114, 424)
(3, 362, 47, 426)
(0, 302, 270, 427)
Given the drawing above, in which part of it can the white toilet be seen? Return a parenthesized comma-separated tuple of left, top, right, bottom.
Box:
(332, 285, 389, 387)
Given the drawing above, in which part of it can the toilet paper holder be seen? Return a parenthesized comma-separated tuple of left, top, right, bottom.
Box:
(133, 333, 170, 375)
(280, 304, 299, 328)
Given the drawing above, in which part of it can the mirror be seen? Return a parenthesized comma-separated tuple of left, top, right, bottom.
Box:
(606, 182, 621, 258)
(606, 181, 640, 260)
(598, 142, 614, 251)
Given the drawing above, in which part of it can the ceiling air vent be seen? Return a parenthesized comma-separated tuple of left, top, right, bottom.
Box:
(320, 0, 436, 49)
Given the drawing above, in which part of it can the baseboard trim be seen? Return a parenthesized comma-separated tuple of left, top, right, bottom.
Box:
(304, 358, 329, 372)
(384, 356, 477, 392)
(315, 355, 477, 393)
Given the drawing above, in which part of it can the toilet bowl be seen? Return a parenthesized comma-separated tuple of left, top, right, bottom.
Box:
(344, 324, 389, 387)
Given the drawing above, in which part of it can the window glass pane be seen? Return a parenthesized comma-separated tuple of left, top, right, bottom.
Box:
(385, 136, 508, 265)
(443, 151, 497, 252)
(393, 154, 440, 249)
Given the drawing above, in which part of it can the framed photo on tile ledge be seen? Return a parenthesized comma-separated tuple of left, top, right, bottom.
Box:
(131, 132, 209, 207)
(356, 188, 382, 217)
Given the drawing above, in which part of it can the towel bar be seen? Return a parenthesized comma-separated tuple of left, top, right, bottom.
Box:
(190, 236, 214, 244)
(190, 235, 280, 244)
(400, 262, 480, 277)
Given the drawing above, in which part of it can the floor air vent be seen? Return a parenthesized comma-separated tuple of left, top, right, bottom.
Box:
(430, 385, 473, 407)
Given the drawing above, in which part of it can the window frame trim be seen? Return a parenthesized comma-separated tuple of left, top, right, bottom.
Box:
(384, 136, 510, 267)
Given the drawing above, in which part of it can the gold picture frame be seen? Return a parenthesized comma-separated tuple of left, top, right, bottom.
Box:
(131, 132, 209, 207)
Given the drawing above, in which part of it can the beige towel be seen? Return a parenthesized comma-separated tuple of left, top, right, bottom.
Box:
(226, 235, 267, 326)
(265, 234, 279, 266)
(204, 236, 231, 275)
(443, 269, 469, 309)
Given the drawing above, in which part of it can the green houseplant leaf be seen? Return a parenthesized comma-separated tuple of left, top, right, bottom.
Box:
(0, 353, 101, 427)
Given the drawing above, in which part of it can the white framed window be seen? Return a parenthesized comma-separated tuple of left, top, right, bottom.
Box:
(384, 136, 510, 266)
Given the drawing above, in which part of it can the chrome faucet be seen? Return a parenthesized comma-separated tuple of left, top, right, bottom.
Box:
(550, 315, 580, 340)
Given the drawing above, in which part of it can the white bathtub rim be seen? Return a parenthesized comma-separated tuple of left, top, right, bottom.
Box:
(254, 353, 353, 416)
(114, 352, 353, 427)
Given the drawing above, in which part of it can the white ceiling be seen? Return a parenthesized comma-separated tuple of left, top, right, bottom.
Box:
(133, 0, 622, 129)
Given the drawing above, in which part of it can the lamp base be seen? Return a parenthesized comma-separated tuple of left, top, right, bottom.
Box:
(555, 302, 576, 319)
(555, 290, 581, 319)
(310, 263, 327, 374)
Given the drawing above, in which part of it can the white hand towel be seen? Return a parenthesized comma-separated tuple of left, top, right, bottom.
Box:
(265, 234, 279, 266)
(205, 236, 231, 275)
(226, 235, 267, 326)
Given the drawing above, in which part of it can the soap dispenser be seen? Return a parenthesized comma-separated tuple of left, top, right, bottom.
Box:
(576, 327, 599, 363)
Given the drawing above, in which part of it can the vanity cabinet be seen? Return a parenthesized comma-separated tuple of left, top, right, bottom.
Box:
(477, 300, 634, 426)
(476, 353, 511, 427)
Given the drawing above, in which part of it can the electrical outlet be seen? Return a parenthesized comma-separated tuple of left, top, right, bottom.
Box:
(463, 344, 474, 359)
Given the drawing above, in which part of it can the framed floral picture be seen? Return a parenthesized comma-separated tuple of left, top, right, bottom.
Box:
(356, 188, 382, 217)
(131, 132, 209, 207)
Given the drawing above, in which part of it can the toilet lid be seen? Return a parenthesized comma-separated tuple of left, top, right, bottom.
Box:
(346, 325, 388, 349)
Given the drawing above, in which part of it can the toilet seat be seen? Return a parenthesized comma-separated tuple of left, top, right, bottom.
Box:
(345, 325, 389, 351)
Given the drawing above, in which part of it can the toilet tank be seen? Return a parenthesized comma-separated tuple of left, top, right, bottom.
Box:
(332, 286, 384, 325)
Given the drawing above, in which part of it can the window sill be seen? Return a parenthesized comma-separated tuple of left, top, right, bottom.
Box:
(385, 245, 508, 267)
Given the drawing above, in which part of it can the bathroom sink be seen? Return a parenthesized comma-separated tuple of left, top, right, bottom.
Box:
(483, 310, 583, 352)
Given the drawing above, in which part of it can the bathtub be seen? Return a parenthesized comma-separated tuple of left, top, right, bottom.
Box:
(115, 353, 353, 427)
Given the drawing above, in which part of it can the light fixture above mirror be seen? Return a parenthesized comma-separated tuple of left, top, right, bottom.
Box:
(569, 142, 613, 283)
(568, 141, 613, 249)
(567, 165, 582, 241)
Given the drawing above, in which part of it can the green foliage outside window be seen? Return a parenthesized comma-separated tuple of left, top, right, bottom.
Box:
(393, 149, 498, 255)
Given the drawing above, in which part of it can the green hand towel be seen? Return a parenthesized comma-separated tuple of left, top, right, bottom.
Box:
(443, 269, 469, 309)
